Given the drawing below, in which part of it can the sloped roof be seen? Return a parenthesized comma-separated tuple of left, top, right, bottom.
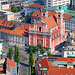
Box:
(0, 20, 14, 28)
(37, 57, 75, 75)
(32, 11, 42, 18)
(26, 4, 44, 10)
(32, 11, 72, 19)
(7, 58, 16, 72)
(1, 25, 33, 36)
(41, 15, 57, 29)
(63, 14, 72, 19)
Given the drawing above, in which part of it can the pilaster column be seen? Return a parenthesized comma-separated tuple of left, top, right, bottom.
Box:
(45, 36, 46, 47)
(50, 35, 51, 49)
(43, 36, 45, 47)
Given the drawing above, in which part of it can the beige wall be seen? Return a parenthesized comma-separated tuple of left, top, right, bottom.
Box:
(67, 65, 73, 68)
(0, 59, 5, 64)
(7, 14, 14, 21)
(2, 4, 9, 10)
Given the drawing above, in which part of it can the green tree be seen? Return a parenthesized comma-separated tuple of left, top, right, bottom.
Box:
(45, 47, 49, 51)
(29, 51, 34, 72)
(11, 7, 18, 12)
(7, 48, 13, 59)
(29, 45, 35, 52)
(37, 44, 43, 49)
(47, 52, 51, 57)
(14, 45, 19, 66)
(22, 13, 31, 23)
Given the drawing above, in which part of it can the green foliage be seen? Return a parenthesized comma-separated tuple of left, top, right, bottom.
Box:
(45, 47, 49, 51)
(11, 7, 18, 13)
(29, 51, 34, 72)
(22, 13, 31, 23)
(14, 45, 20, 66)
(20, 17, 23, 19)
(69, 8, 75, 10)
(11, 6, 22, 13)
(29, 45, 35, 52)
(37, 44, 43, 49)
(40, 50, 43, 54)
(7, 48, 13, 59)
(47, 52, 51, 57)
(31, 72, 35, 75)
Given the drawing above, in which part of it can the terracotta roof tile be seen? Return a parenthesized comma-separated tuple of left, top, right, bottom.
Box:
(7, 58, 16, 72)
(32, 11, 41, 18)
(32, 11, 72, 20)
(0, 20, 14, 28)
(1, 25, 33, 36)
(63, 14, 72, 19)
(26, 4, 44, 9)
(41, 15, 57, 29)
(37, 57, 75, 75)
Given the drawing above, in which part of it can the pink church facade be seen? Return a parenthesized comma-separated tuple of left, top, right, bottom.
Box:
(29, 10, 67, 52)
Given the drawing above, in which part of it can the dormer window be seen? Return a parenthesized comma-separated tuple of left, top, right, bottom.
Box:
(39, 27, 41, 31)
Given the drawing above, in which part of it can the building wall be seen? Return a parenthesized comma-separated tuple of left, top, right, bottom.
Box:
(64, 18, 75, 31)
(0, 0, 9, 10)
(6, 70, 12, 75)
(24, 8, 41, 16)
(7, 14, 14, 21)
(0, 42, 3, 54)
(2, 4, 9, 10)
(1, 32, 29, 48)
(63, 51, 75, 57)
(0, 59, 5, 64)
(38, 0, 70, 8)
(10, 63, 17, 75)
(29, 12, 66, 52)
(67, 65, 73, 68)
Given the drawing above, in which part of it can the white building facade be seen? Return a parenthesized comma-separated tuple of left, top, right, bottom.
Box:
(38, 0, 70, 8)
(1, 32, 29, 48)
(24, 4, 44, 16)
(24, 8, 41, 16)
(0, 0, 10, 10)
(0, 41, 3, 54)
(64, 17, 75, 31)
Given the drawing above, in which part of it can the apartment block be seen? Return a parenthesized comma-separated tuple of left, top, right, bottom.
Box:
(38, 0, 70, 8)
(0, 0, 10, 10)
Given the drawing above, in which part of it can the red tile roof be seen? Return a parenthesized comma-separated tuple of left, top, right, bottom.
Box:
(32, 11, 42, 18)
(1, 25, 33, 36)
(7, 58, 16, 72)
(0, 20, 14, 28)
(32, 11, 72, 19)
(63, 14, 72, 19)
(41, 15, 57, 29)
(26, 4, 44, 10)
(32, 11, 57, 18)
(37, 57, 75, 75)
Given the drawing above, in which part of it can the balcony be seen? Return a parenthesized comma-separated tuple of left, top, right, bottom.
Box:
(29, 30, 51, 36)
